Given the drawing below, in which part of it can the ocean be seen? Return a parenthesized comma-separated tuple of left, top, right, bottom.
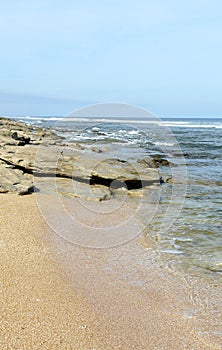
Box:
(11, 115, 222, 282)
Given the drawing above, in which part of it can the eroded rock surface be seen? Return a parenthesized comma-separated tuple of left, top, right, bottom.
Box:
(0, 118, 160, 199)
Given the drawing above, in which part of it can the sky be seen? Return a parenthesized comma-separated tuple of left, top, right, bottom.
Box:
(0, 0, 222, 117)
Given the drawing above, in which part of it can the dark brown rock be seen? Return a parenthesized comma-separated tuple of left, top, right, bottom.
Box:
(151, 155, 170, 167)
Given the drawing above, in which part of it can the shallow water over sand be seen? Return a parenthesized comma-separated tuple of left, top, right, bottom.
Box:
(45, 200, 222, 349)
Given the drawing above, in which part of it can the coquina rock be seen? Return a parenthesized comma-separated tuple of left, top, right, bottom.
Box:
(0, 118, 160, 199)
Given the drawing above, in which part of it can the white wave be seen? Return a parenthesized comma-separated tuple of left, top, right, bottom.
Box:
(91, 127, 100, 132)
(12, 116, 64, 121)
(61, 118, 222, 129)
(162, 122, 222, 129)
(161, 121, 191, 125)
(128, 130, 140, 135)
(59, 117, 160, 124)
(9, 115, 222, 129)
(155, 142, 175, 147)
(12, 115, 35, 119)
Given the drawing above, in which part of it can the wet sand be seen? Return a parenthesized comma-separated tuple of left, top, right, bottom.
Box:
(0, 194, 221, 349)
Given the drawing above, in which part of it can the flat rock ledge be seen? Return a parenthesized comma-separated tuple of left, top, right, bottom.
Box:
(0, 118, 165, 200)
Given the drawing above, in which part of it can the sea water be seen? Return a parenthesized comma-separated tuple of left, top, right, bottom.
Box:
(12, 115, 222, 282)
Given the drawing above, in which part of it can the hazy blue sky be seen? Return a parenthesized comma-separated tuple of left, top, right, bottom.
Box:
(0, 0, 222, 116)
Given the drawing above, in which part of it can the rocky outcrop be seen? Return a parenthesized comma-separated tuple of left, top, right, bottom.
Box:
(151, 155, 170, 167)
(0, 160, 34, 195)
(0, 118, 65, 195)
(0, 118, 160, 199)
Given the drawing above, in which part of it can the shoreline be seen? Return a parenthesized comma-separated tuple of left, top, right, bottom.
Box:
(1, 194, 221, 349)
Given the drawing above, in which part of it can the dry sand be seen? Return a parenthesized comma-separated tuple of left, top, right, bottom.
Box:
(0, 194, 221, 349)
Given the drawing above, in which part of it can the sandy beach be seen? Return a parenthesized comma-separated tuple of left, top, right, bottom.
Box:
(1, 193, 221, 350)
(1, 0, 222, 347)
